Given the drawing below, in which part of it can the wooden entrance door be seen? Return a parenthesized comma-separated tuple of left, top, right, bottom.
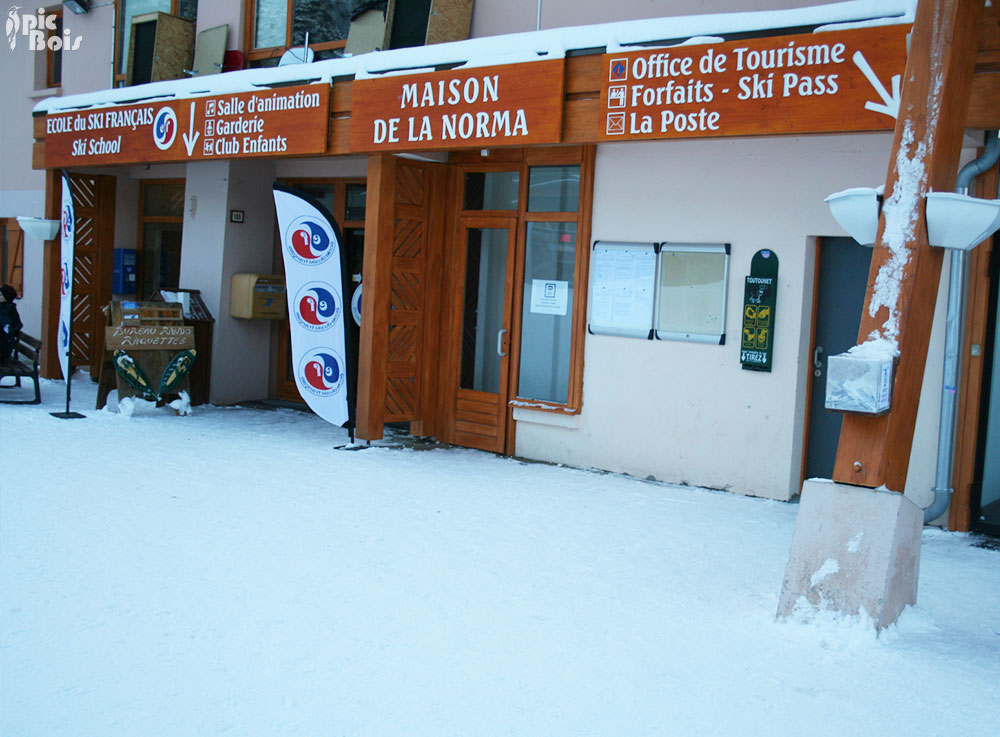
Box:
(447, 217, 517, 452)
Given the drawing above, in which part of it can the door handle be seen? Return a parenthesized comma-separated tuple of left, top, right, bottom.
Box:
(813, 345, 823, 377)
(497, 328, 507, 357)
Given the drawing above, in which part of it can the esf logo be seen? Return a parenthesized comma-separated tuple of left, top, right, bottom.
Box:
(152, 107, 177, 150)
(60, 262, 70, 297)
(286, 216, 335, 266)
(59, 319, 69, 349)
(61, 204, 73, 239)
(298, 348, 345, 397)
(293, 282, 340, 332)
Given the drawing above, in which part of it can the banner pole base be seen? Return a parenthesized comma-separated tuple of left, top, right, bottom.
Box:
(50, 411, 86, 419)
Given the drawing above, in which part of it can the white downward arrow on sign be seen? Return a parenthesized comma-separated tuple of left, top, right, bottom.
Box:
(182, 101, 200, 156)
(853, 51, 901, 120)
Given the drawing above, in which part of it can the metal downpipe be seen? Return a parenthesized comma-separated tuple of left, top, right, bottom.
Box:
(925, 130, 1000, 524)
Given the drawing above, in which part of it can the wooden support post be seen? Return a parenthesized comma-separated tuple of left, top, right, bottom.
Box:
(833, 0, 985, 490)
(355, 153, 396, 441)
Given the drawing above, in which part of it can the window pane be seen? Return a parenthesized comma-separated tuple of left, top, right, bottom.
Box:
(177, 0, 197, 20)
(293, 183, 335, 215)
(464, 172, 519, 211)
(460, 228, 508, 393)
(517, 222, 576, 404)
(118, 0, 171, 74)
(655, 247, 729, 341)
(140, 222, 183, 299)
(528, 165, 579, 212)
(49, 15, 62, 86)
(255, 0, 288, 49)
(291, 0, 351, 46)
(345, 184, 367, 222)
(142, 181, 185, 217)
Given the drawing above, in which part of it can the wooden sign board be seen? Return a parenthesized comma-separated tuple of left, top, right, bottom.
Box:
(350, 59, 565, 151)
(44, 84, 330, 168)
(600, 25, 909, 141)
(106, 325, 195, 351)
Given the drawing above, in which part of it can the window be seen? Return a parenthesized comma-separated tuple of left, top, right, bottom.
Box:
(1, 220, 24, 296)
(114, 0, 196, 83)
(47, 9, 62, 88)
(246, 0, 351, 67)
(514, 160, 586, 408)
(138, 180, 185, 300)
(655, 243, 730, 344)
(517, 221, 577, 403)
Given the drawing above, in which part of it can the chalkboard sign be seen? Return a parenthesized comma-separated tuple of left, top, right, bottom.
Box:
(588, 241, 658, 338)
(740, 249, 779, 372)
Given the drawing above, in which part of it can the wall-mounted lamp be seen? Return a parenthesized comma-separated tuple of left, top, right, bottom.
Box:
(15, 217, 60, 241)
(62, 0, 91, 14)
(824, 187, 883, 246)
(925, 191, 1000, 251)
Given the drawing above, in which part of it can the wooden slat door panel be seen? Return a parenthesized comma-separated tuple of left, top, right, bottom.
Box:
(67, 173, 114, 377)
(384, 161, 429, 423)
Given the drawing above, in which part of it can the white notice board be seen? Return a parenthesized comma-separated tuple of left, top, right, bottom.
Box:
(588, 241, 657, 338)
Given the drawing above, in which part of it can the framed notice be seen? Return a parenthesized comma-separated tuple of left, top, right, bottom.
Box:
(587, 241, 657, 339)
(655, 242, 730, 344)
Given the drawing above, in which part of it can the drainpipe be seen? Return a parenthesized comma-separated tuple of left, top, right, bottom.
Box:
(925, 130, 1000, 524)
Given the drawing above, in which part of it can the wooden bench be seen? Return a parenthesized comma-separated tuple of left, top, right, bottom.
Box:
(0, 331, 42, 405)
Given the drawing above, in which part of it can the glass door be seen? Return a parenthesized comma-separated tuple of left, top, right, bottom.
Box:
(451, 217, 517, 452)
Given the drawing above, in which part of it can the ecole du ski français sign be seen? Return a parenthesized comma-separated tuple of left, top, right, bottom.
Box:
(349, 59, 565, 152)
(600, 25, 909, 140)
(43, 84, 330, 168)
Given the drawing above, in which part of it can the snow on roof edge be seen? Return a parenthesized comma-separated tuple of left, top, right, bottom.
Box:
(33, 0, 915, 115)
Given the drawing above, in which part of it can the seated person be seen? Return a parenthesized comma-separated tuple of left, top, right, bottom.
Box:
(0, 284, 23, 364)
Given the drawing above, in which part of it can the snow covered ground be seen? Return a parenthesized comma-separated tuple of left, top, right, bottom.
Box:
(2, 374, 998, 737)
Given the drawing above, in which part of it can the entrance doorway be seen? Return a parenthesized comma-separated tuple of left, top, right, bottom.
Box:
(274, 178, 366, 402)
(440, 149, 592, 454)
(974, 235, 1000, 536)
(451, 217, 517, 451)
(804, 236, 874, 480)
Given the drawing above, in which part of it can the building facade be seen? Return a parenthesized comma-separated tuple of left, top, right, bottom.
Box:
(2, 0, 998, 534)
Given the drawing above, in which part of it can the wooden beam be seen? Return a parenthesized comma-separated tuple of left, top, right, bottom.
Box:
(355, 153, 396, 441)
(833, 0, 985, 490)
(411, 162, 447, 438)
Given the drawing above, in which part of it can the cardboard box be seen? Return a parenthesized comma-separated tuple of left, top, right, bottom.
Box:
(230, 274, 286, 319)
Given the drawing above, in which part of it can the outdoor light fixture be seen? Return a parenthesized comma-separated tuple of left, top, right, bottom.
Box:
(15, 217, 60, 241)
(62, 0, 90, 14)
(925, 191, 1000, 251)
(824, 186, 882, 246)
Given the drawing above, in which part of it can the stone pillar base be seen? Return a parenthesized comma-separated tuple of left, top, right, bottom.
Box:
(777, 479, 923, 630)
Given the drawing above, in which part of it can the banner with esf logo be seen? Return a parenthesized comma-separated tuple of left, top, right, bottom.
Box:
(272, 185, 352, 427)
(58, 173, 75, 381)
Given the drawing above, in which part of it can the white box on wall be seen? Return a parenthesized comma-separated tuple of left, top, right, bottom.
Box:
(825, 353, 893, 414)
